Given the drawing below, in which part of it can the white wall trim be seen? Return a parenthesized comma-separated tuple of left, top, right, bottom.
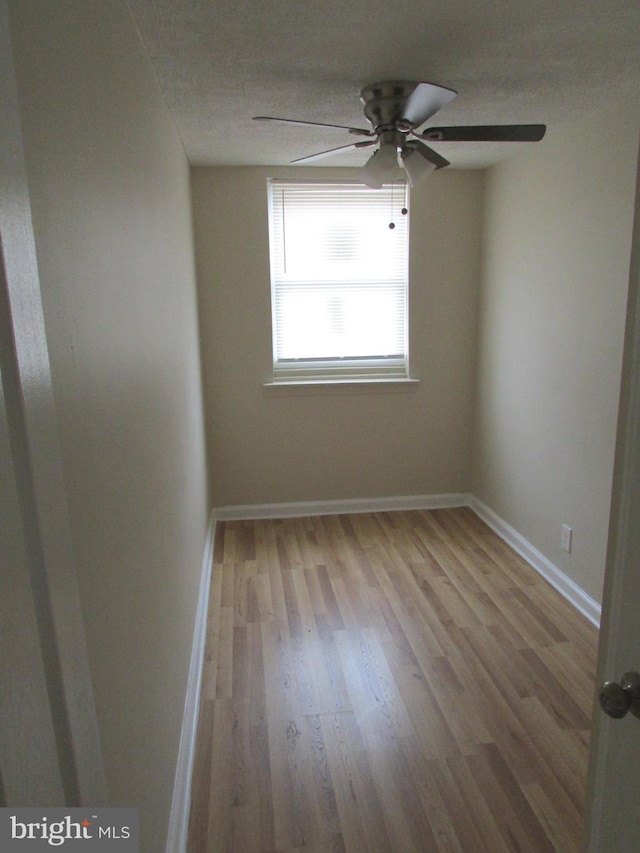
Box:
(215, 492, 469, 521)
(468, 496, 601, 628)
(165, 510, 216, 853)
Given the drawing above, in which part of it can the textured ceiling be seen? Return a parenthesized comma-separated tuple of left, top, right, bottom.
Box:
(127, 0, 640, 169)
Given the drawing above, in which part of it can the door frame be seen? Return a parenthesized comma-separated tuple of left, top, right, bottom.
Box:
(0, 0, 105, 805)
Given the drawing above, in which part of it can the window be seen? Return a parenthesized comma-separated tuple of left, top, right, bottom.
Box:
(267, 179, 409, 383)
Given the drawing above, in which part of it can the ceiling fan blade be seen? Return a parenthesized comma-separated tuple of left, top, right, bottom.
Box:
(253, 116, 374, 137)
(290, 139, 376, 164)
(405, 139, 450, 170)
(401, 82, 457, 128)
(419, 124, 547, 142)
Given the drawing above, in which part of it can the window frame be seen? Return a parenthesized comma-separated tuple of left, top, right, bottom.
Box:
(266, 178, 411, 385)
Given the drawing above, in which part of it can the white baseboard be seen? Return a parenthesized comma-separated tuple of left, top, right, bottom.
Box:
(468, 496, 601, 628)
(215, 492, 469, 521)
(165, 510, 216, 853)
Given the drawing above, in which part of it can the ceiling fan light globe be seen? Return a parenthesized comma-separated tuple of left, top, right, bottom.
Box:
(361, 151, 384, 188)
(360, 143, 402, 188)
(401, 148, 437, 186)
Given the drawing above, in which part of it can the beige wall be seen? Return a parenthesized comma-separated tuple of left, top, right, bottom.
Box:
(193, 166, 483, 506)
(10, 0, 209, 848)
(472, 98, 640, 604)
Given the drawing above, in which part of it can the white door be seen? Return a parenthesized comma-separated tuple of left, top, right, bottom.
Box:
(583, 141, 640, 850)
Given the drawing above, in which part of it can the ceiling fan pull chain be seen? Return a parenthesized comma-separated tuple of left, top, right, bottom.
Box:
(389, 181, 396, 229)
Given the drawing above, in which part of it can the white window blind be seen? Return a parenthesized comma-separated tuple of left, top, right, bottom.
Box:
(268, 179, 409, 381)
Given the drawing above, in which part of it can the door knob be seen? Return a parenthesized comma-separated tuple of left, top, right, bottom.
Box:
(599, 672, 640, 719)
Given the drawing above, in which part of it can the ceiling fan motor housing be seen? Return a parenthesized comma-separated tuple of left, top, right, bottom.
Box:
(360, 80, 419, 132)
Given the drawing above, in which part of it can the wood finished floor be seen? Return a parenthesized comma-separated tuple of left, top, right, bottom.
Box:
(188, 507, 598, 852)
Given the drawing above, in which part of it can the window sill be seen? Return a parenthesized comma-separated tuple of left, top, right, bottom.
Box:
(263, 377, 420, 394)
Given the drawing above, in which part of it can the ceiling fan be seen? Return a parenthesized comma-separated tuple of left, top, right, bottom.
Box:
(254, 80, 546, 188)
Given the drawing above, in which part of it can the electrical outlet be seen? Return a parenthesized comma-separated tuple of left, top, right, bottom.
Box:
(561, 524, 572, 553)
